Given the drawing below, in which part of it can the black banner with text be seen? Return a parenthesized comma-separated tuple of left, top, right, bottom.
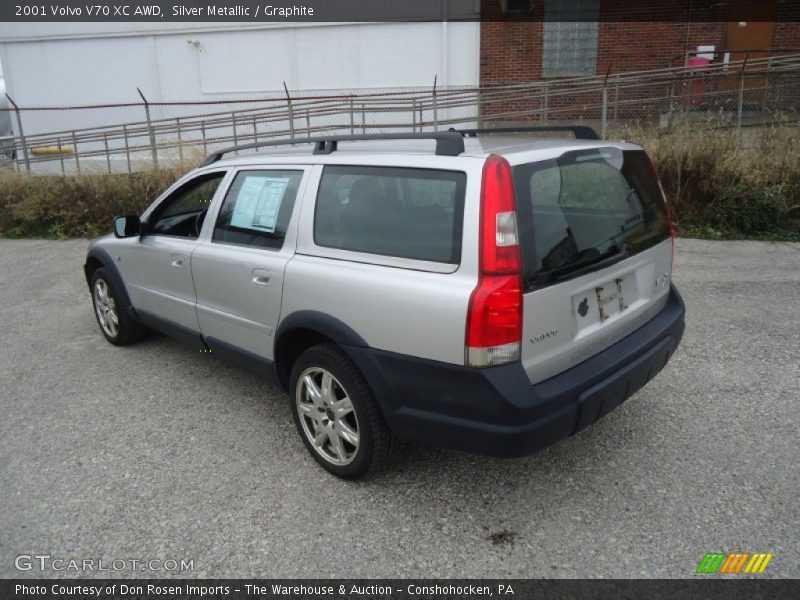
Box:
(3, 579, 800, 600)
(2, 0, 799, 23)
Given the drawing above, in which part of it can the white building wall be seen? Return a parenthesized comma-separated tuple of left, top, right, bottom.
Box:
(0, 22, 479, 135)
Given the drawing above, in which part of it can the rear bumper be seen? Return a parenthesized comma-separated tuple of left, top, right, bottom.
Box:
(347, 284, 685, 457)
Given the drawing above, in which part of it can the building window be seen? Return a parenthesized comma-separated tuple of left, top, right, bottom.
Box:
(542, 0, 600, 77)
(503, 0, 533, 12)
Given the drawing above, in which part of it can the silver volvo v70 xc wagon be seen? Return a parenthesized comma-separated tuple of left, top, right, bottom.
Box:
(84, 127, 685, 479)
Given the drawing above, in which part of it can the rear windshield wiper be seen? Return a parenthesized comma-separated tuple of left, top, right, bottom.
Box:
(529, 243, 630, 287)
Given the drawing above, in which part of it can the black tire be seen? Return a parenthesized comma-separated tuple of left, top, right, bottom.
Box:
(289, 343, 395, 479)
(89, 268, 147, 346)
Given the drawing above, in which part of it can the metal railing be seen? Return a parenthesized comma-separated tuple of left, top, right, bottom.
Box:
(2, 52, 799, 174)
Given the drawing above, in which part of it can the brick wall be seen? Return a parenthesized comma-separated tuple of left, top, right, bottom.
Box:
(480, 1, 544, 84)
(479, 0, 800, 86)
(478, 0, 800, 123)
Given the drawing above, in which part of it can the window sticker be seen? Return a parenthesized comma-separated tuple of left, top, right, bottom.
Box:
(230, 176, 289, 233)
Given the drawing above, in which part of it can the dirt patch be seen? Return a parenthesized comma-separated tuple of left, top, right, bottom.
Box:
(487, 529, 517, 547)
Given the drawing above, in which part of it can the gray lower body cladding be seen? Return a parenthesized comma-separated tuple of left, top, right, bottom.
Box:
(346, 285, 686, 457)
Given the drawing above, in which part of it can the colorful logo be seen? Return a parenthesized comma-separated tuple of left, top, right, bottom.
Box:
(696, 552, 774, 574)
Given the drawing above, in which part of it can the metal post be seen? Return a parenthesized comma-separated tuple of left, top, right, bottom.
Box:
(253, 116, 258, 143)
(201, 123, 207, 153)
(72, 130, 80, 173)
(682, 68, 688, 129)
(232, 112, 238, 150)
(137, 88, 158, 166)
(669, 78, 676, 116)
(736, 52, 749, 137)
(432, 75, 439, 131)
(123, 125, 131, 173)
(306, 109, 311, 138)
(542, 84, 549, 123)
(349, 98, 354, 134)
(412, 98, 417, 132)
(538, 87, 545, 121)
(58, 137, 65, 175)
(177, 118, 183, 164)
(601, 64, 612, 139)
(5, 94, 30, 172)
(361, 104, 366, 134)
(613, 76, 621, 122)
(104, 133, 111, 173)
(283, 81, 295, 138)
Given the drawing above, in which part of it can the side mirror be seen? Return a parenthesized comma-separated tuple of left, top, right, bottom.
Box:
(113, 215, 141, 238)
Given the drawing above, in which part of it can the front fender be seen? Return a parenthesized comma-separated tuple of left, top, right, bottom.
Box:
(84, 246, 137, 320)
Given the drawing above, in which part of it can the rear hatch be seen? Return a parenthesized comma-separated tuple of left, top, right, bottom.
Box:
(512, 146, 673, 384)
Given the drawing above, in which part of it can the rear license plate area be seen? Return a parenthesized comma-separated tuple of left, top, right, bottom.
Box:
(573, 274, 640, 336)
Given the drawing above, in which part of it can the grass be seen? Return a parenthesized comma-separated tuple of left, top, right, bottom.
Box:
(608, 123, 800, 241)
(1, 125, 799, 241)
(0, 165, 184, 239)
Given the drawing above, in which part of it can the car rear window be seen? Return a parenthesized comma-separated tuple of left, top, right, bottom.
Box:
(513, 148, 670, 289)
(314, 165, 466, 264)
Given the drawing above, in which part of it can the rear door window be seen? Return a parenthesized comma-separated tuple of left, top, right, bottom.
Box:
(513, 148, 670, 289)
(314, 166, 466, 264)
(213, 169, 303, 250)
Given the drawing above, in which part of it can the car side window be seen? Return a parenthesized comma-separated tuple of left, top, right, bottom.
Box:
(150, 173, 225, 238)
(314, 165, 466, 264)
(212, 170, 303, 250)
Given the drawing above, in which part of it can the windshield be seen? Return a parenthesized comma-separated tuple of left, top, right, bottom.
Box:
(513, 148, 670, 289)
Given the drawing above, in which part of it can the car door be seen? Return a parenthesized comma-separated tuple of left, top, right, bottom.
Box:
(191, 167, 309, 363)
(123, 170, 228, 336)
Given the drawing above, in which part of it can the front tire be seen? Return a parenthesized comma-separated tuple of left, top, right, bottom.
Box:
(289, 344, 394, 479)
(90, 268, 147, 346)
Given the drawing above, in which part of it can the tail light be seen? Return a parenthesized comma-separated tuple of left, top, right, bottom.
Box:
(465, 155, 523, 368)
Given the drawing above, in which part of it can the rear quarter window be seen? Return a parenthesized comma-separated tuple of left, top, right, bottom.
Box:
(314, 166, 466, 264)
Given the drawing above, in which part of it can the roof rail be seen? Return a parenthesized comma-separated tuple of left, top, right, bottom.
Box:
(450, 126, 600, 140)
(200, 132, 465, 166)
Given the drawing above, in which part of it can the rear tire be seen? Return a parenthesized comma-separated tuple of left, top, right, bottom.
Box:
(90, 268, 147, 346)
(289, 343, 394, 479)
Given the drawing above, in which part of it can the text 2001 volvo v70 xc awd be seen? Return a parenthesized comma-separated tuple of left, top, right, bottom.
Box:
(84, 127, 685, 479)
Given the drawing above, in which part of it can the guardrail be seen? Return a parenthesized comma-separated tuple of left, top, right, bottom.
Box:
(2, 52, 799, 174)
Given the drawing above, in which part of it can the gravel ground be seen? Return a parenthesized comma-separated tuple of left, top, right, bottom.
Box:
(0, 238, 797, 579)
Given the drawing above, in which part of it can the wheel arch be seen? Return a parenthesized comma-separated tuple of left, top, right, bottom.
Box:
(83, 246, 136, 319)
(274, 311, 368, 391)
(83, 255, 104, 286)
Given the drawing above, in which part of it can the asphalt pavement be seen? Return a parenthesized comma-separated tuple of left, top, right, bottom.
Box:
(0, 238, 797, 578)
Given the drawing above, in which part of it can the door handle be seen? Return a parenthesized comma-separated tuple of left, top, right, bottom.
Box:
(251, 268, 273, 286)
(170, 253, 186, 268)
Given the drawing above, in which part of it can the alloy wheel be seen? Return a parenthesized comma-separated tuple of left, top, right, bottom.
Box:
(93, 279, 119, 338)
(295, 367, 360, 466)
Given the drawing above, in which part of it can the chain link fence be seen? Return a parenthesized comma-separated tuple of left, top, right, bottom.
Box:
(2, 51, 799, 175)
